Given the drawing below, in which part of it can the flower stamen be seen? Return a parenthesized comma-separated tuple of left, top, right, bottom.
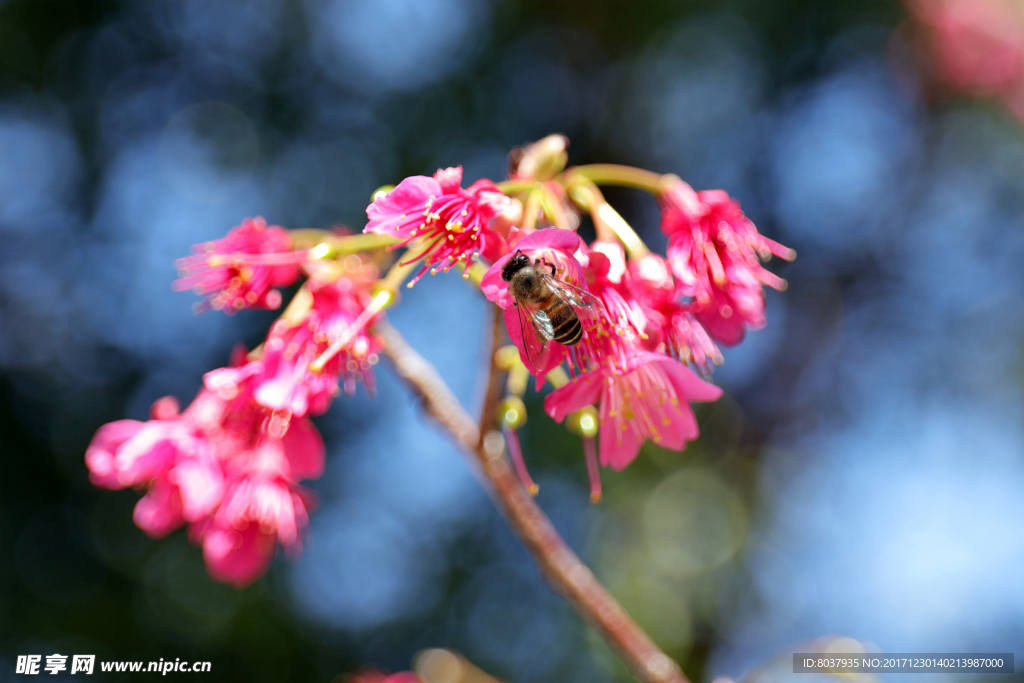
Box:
(583, 436, 601, 503)
(504, 427, 538, 496)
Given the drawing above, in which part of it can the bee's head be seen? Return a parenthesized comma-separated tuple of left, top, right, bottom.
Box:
(501, 251, 531, 282)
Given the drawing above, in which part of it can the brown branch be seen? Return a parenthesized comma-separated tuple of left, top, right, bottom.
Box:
(373, 313, 689, 683)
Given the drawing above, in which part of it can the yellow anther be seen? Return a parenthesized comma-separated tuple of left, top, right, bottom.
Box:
(497, 396, 527, 430)
(494, 345, 522, 370)
(567, 406, 599, 438)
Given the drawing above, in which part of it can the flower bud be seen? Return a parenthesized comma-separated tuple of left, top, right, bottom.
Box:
(510, 134, 569, 181)
(494, 345, 522, 371)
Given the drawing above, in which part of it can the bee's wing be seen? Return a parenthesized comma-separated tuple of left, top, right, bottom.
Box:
(515, 301, 554, 373)
(524, 303, 555, 341)
(542, 274, 605, 321)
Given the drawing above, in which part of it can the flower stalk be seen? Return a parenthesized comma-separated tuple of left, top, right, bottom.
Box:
(288, 230, 401, 255)
(566, 164, 668, 194)
(373, 311, 690, 683)
(538, 182, 574, 232)
(566, 178, 649, 258)
(496, 179, 536, 194)
(520, 189, 542, 232)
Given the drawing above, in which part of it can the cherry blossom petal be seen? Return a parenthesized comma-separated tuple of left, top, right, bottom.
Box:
(201, 523, 277, 588)
(282, 417, 326, 481)
(432, 166, 463, 193)
(85, 420, 145, 489)
(656, 356, 724, 403)
(133, 479, 184, 538)
(544, 372, 604, 422)
(172, 458, 226, 522)
(365, 175, 441, 235)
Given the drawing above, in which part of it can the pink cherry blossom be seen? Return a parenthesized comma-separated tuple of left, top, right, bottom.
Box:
(582, 241, 647, 340)
(85, 403, 226, 538)
(481, 228, 587, 309)
(193, 473, 312, 587)
(131, 479, 185, 538)
(661, 182, 793, 346)
(365, 166, 511, 283)
(85, 419, 147, 489)
(628, 253, 722, 373)
(211, 270, 383, 419)
(567, 240, 650, 376)
(85, 354, 326, 586)
(174, 217, 305, 313)
(482, 228, 605, 378)
(482, 230, 654, 381)
(197, 522, 278, 588)
(186, 382, 323, 586)
(689, 276, 768, 346)
(545, 352, 722, 470)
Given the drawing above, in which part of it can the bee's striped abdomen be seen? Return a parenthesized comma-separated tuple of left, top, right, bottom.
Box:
(544, 296, 583, 345)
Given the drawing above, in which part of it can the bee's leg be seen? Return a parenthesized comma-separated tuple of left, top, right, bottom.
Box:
(535, 256, 557, 277)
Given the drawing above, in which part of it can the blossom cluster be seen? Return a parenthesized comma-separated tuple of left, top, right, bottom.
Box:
(172, 217, 306, 313)
(86, 136, 792, 585)
(473, 186, 791, 475)
(86, 377, 323, 587)
(88, 220, 383, 585)
(363, 148, 791, 497)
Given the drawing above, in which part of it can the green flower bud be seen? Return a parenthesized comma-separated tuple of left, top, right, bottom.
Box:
(497, 395, 527, 430)
(566, 406, 598, 438)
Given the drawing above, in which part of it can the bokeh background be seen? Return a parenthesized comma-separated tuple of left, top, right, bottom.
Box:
(2, 0, 1024, 681)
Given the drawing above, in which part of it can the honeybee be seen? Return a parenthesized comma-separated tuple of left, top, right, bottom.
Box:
(501, 250, 603, 368)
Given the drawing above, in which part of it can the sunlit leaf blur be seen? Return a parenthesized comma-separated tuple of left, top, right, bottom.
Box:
(1, 0, 1022, 682)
